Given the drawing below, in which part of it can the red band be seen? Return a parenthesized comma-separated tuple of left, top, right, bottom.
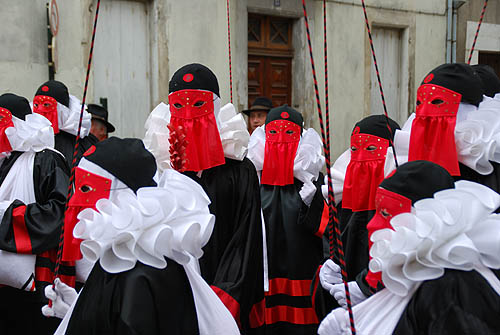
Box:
(12, 206, 32, 254)
(266, 278, 311, 297)
(265, 306, 319, 325)
(211, 286, 241, 328)
(315, 201, 329, 237)
(249, 298, 266, 328)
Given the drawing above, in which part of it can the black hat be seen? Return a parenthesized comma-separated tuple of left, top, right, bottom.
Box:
(420, 63, 483, 107)
(472, 64, 500, 98)
(352, 115, 400, 140)
(380, 160, 455, 204)
(84, 137, 157, 193)
(169, 63, 220, 98)
(242, 96, 273, 116)
(265, 104, 303, 129)
(0, 93, 32, 121)
(35, 80, 70, 107)
(87, 104, 115, 133)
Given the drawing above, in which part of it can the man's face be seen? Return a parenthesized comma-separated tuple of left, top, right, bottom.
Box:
(90, 119, 108, 142)
(248, 110, 267, 133)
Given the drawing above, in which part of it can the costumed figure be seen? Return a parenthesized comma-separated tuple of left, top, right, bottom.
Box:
(144, 63, 265, 334)
(32, 80, 98, 165)
(247, 105, 325, 334)
(396, 63, 500, 195)
(44, 137, 240, 335)
(313, 115, 401, 319)
(0, 93, 70, 334)
(319, 160, 500, 335)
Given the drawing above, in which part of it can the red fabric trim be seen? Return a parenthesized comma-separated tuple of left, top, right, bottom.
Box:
(249, 298, 266, 328)
(266, 278, 311, 297)
(311, 265, 321, 311)
(265, 306, 319, 325)
(315, 201, 329, 237)
(211, 285, 241, 328)
(35, 266, 53, 283)
(12, 206, 32, 254)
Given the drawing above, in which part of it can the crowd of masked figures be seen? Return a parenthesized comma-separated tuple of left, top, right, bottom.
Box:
(0, 61, 499, 335)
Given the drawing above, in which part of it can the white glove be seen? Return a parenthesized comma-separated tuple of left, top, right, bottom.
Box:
(331, 281, 367, 309)
(318, 307, 348, 335)
(41, 278, 77, 319)
(320, 259, 343, 293)
(299, 180, 316, 206)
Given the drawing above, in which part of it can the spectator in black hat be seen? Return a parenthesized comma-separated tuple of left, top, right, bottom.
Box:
(242, 96, 273, 134)
(88, 104, 115, 142)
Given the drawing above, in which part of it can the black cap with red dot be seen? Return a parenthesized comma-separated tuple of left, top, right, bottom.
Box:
(35, 80, 70, 107)
(0, 93, 32, 121)
(265, 104, 303, 129)
(169, 63, 220, 98)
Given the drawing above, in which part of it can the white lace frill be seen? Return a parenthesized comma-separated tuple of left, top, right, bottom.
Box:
(143, 100, 249, 173)
(6, 113, 54, 153)
(247, 125, 325, 184)
(73, 169, 215, 274)
(369, 180, 500, 297)
(455, 94, 500, 175)
(57, 95, 91, 138)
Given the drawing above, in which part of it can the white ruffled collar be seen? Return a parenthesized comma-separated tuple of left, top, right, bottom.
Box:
(56, 95, 91, 138)
(143, 97, 249, 173)
(73, 168, 215, 273)
(4, 113, 55, 154)
(395, 95, 500, 175)
(369, 180, 500, 296)
(247, 125, 325, 184)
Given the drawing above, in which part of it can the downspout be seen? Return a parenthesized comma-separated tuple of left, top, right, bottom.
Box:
(452, 1, 467, 63)
(446, 0, 453, 63)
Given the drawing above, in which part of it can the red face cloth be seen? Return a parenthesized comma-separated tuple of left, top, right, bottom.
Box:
(365, 187, 412, 288)
(261, 119, 301, 186)
(168, 89, 225, 172)
(0, 107, 14, 154)
(342, 132, 389, 212)
(409, 84, 462, 176)
(33, 95, 59, 133)
(62, 167, 111, 261)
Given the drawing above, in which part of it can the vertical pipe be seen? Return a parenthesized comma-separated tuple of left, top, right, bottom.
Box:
(452, 7, 458, 63)
(446, 0, 453, 63)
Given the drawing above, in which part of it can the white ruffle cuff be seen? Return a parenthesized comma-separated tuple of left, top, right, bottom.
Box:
(6, 113, 54, 153)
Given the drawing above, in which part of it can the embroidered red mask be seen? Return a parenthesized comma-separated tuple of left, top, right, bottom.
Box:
(33, 95, 59, 133)
(62, 166, 111, 261)
(365, 187, 412, 288)
(261, 119, 301, 186)
(409, 84, 461, 176)
(168, 89, 225, 172)
(342, 133, 389, 212)
(0, 107, 14, 154)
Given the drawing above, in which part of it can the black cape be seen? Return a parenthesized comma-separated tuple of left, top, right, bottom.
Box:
(393, 269, 500, 334)
(55, 131, 99, 165)
(261, 175, 326, 335)
(184, 157, 265, 334)
(0, 149, 70, 335)
(65, 260, 199, 335)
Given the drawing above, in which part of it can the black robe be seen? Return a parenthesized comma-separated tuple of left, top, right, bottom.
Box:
(393, 269, 500, 334)
(65, 260, 199, 335)
(184, 157, 265, 334)
(261, 175, 326, 335)
(0, 149, 70, 335)
(55, 131, 99, 166)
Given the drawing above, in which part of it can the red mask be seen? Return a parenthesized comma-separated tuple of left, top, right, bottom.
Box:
(342, 132, 388, 212)
(62, 166, 111, 261)
(0, 107, 14, 154)
(261, 119, 301, 186)
(33, 95, 59, 133)
(409, 84, 461, 176)
(365, 187, 412, 288)
(168, 90, 225, 172)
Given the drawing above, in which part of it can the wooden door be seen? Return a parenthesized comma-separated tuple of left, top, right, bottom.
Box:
(93, 0, 151, 139)
(248, 14, 293, 108)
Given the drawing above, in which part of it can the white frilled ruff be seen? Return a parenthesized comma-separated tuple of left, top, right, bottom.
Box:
(318, 180, 500, 335)
(322, 133, 404, 204)
(5, 112, 55, 154)
(58, 95, 91, 137)
(143, 97, 249, 173)
(395, 94, 500, 175)
(247, 125, 325, 184)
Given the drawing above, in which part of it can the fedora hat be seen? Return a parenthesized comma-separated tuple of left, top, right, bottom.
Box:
(87, 104, 115, 133)
(242, 96, 273, 116)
